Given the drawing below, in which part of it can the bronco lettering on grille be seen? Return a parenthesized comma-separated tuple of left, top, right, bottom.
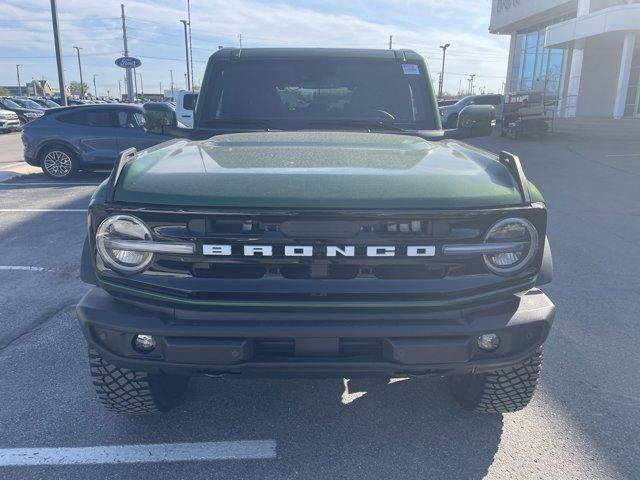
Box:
(202, 245, 436, 257)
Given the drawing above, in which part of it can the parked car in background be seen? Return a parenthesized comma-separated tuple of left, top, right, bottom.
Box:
(21, 104, 172, 179)
(0, 108, 21, 133)
(50, 98, 90, 106)
(11, 97, 47, 110)
(175, 90, 198, 127)
(30, 97, 61, 109)
(437, 99, 458, 107)
(439, 94, 503, 129)
(501, 91, 549, 139)
(0, 97, 44, 124)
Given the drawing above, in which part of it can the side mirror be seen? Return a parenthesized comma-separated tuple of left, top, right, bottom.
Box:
(445, 105, 495, 139)
(142, 102, 177, 134)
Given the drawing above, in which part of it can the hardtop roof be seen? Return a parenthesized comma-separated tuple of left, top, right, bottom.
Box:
(210, 47, 422, 62)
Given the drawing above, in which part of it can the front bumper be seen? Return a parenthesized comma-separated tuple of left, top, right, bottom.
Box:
(77, 287, 555, 377)
(0, 120, 21, 132)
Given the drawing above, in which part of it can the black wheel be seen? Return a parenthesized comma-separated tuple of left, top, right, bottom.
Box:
(88, 349, 189, 415)
(39, 144, 79, 179)
(445, 346, 543, 413)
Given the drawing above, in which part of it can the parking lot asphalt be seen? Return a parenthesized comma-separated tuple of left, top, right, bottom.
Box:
(1, 132, 639, 479)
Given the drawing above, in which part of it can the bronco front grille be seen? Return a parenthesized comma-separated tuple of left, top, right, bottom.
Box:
(144, 214, 485, 280)
(97, 206, 546, 302)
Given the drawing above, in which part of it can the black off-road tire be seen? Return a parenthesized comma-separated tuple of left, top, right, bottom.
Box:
(88, 349, 189, 415)
(446, 346, 543, 413)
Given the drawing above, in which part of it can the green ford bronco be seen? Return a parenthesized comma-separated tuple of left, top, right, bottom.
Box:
(77, 48, 555, 414)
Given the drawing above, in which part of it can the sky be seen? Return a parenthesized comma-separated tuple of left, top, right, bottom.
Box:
(0, 0, 509, 98)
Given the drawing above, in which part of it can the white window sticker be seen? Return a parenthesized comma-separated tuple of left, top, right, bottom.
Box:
(402, 64, 420, 75)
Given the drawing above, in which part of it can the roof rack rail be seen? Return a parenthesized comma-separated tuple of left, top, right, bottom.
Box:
(498, 151, 531, 204)
(106, 147, 137, 202)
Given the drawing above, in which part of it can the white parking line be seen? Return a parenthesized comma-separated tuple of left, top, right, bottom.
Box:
(0, 182, 100, 187)
(0, 440, 277, 466)
(0, 208, 86, 212)
(0, 266, 46, 272)
(606, 153, 640, 157)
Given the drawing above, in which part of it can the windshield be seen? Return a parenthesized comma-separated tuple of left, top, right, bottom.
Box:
(0, 99, 21, 109)
(455, 96, 473, 106)
(43, 99, 59, 108)
(201, 58, 437, 130)
(14, 99, 43, 109)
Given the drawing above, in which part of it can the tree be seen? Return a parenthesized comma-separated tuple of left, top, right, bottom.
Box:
(0, 87, 10, 96)
(68, 81, 89, 97)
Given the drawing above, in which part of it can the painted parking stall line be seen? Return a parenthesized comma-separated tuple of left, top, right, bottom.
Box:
(0, 208, 87, 213)
(0, 182, 101, 187)
(0, 266, 46, 272)
(0, 440, 277, 466)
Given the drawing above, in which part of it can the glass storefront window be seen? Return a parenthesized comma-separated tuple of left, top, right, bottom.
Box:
(624, 37, 640, 118)
(509, 18, 571, 98)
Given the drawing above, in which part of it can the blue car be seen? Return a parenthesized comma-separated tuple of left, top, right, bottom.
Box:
(22, 104, 172, 179)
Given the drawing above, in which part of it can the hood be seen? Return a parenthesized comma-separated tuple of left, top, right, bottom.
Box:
(113, 131, 523, 209)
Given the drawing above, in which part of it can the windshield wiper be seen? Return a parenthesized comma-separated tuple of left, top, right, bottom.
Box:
(206, 119, 280, 131)
(305, 120, 406, 132)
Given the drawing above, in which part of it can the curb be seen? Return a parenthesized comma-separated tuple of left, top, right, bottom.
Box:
(0, 164, 41, 182)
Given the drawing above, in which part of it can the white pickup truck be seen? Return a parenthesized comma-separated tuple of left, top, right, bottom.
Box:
(175, 90, 198, 128)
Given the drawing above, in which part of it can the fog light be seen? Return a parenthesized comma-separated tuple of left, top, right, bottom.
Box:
(477, 333, 500, 351)
(132, 334, 156, 354)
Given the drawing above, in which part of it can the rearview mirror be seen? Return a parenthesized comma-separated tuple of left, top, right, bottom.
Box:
(445, 105, 495, 139)
(142, 102, 177, 134)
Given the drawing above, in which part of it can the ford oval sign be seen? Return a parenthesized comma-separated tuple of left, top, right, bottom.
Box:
(115, 56, 142, 69)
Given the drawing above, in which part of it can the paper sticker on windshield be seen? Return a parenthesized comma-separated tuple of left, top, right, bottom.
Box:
(402, 64, 420, 75)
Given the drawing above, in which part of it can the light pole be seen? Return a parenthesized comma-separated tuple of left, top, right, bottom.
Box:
(16, 65, 23, 96)
(438, 43, 450, 99)
(137, 72, 143, 97)
(169, 69, 175, 99)
(93, 74, 98, 98)
(118, 80, 122, 100)
(133, 67, 138, 99)
(187, 0, 194, 90)
(179, 20, 191, 90)
(73, 46, 84, 99)
(50, 0, 66, 105)
(468, 74, 476, 95)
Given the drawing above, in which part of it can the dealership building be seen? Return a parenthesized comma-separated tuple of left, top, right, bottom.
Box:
(490, 0, 640, 119)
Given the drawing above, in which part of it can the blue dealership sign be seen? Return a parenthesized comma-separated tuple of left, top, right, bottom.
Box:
(115, 56, 142, 69)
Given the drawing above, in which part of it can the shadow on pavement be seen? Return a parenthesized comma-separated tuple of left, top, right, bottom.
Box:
(116, 376, 504, 479)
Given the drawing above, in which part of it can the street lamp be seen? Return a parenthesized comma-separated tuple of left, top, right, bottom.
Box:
(179, 20, 191, 90)
(16, 65, 23, 96)
(73, 46, 84, 99)
(438, 43, 450, 99)
(137, 72, 143, 97)
(93, 74, 98, 98)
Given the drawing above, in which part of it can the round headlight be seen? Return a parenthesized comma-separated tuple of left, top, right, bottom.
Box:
(96, 215, 154, 273)
(483, 217, 539, 275)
